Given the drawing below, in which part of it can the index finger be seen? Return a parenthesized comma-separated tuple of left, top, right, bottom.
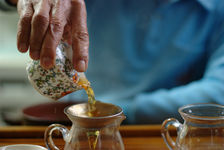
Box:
(17, 1, 33, 53)
(71, 0, 89, 72)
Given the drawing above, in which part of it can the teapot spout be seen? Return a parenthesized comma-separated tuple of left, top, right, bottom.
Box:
(114, 113, 126, 125)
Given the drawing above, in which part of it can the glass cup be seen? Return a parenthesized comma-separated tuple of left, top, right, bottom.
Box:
(161, 103, 224, 150)
(0, 144, 47, 150)
(44, 101, 126, 150)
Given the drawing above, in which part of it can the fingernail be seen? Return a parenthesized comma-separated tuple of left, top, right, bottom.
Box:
(77, 60, 86, 72)
(31, 51, 40, 60)
(19, 43, 27, 52)
(42, 57, 53, 69)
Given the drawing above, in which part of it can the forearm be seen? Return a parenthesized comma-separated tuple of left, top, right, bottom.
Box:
(135, 79, 224, 123)
(117, 78, 224, 124)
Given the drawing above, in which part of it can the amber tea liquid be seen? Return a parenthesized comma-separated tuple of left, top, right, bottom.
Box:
(77, 76, 96, 114)
(77, 76, 100, 150)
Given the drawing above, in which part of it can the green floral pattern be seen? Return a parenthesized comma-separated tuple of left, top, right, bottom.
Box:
(27, 43, 82, 100)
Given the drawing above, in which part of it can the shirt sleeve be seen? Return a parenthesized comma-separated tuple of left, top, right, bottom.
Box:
(0, 0, 16, 12)
(117, 13, 224, 124)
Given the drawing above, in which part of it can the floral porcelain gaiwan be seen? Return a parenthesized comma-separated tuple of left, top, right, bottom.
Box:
(26, 42, 85, 100)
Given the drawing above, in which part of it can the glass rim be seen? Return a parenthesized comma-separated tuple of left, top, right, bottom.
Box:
(178, 103, 224, 120)
(64, 102, 124, 120)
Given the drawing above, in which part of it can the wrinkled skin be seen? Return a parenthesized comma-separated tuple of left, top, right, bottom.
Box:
(17, 0, 89, 72)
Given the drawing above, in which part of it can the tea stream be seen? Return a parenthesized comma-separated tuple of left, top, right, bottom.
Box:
(76, 76, 100, 150)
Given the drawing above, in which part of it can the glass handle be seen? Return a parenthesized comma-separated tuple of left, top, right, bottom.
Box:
(44, 124, 69, 150)
(161, 118, 182, 150)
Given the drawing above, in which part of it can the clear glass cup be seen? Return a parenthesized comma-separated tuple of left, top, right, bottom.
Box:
(161, 103, 224, 150)
(44, 102, 125, 150)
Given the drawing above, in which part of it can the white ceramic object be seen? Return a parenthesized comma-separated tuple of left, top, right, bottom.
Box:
(26, 42, 84, 100)
(0, 144, 47, 150)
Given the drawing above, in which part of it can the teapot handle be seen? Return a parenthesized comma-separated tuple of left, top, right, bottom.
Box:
(161, 118, 182, 150)
(44, 124, 70, 150)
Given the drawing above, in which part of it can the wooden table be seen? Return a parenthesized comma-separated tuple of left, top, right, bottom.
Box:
(0, 125, 174, 150)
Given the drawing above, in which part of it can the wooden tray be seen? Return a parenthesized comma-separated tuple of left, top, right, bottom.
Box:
(0, 125, 174, 150)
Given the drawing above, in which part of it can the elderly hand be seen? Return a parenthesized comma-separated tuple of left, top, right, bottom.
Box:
(17, 0, 89, 72)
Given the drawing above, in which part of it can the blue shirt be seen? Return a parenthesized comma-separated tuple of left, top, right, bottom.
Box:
(70, 0, 224, 124)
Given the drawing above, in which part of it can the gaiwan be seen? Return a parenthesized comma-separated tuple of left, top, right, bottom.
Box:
(26, 42, 85, 100)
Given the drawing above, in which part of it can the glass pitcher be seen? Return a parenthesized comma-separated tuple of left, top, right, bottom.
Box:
(44, 102, 125, 150)
(161, 103, 224, 150)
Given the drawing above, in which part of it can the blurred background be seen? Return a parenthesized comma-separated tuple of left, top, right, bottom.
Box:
(0, 10, 52, 125)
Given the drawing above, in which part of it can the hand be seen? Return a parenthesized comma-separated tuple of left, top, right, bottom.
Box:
(17, 0, 89, 72)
